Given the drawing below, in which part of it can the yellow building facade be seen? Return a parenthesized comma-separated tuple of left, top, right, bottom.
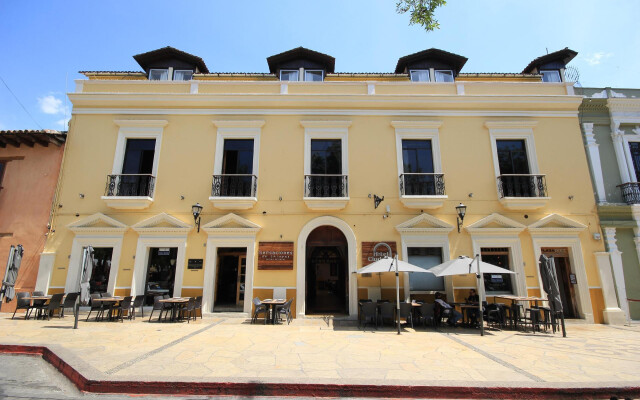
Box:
(36, 47, 626, 324)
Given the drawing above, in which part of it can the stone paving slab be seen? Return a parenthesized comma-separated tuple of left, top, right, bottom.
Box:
(0, 312, 639, 394)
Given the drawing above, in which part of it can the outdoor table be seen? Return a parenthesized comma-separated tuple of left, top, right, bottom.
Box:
(492, 295, 548, 330)
(460, 304, 479, 326)
(158, 298, 190, 322)
(260, 299, 286, 324)
(92, 297, 124, 321)
(24, 296, 52, 319)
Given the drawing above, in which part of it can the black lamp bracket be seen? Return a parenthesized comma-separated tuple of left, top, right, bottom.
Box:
(374, 194, 384, 209)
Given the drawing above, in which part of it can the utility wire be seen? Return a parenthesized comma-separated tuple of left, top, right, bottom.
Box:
(0, 74, 44, 130)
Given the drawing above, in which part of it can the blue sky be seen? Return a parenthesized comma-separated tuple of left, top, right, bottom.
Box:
(1, 0, 638, 131)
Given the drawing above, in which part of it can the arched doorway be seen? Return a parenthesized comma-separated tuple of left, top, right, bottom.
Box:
(305, 226, 348, 315)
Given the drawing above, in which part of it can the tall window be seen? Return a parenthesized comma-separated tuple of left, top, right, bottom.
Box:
(408, 247, 444, 291)
(311, 139, 342, 175)
(541, 70, 561, 82)
(118, 139, 156, 196)
(217, 139, 255, 197)
(89, 248, 114, 294)
(410, 70, 429, 82)
(402, 139, 437, 195)
(497, 139, 535, 197)
(480, 248, 513, 294)
(629, 142, 640, 182)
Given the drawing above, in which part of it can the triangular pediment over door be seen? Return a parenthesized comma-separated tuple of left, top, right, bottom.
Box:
(465, 213, 526, 235)
(528, 214, 586, 235)
(67, 213, 128, 234)
(395, 213, 454, 234)
(131, 213, 192, 235)
(202, 213, 261, 236)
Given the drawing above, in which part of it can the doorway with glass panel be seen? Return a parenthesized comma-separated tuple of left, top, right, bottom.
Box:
(144, 247, 177, 305)
(214, 248, 247, 312)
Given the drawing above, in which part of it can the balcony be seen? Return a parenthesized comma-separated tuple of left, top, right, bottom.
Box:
(398, 173, 447, 209)
(497, 174, 549, 210)
(101, 174, 155, 209)
(303, 174, 349, 210)
(209, 174, 258, 210)
(618, 182, 640, 204)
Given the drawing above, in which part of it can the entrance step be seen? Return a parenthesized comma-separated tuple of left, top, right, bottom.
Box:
(208, 312, 249, 319)
(298, 314, 358, 329)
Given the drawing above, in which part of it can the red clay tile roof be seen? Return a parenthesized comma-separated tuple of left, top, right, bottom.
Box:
(0, 130, 66, 147)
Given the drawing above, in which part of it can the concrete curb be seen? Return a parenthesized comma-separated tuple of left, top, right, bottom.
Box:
(1, 344, 638, 399)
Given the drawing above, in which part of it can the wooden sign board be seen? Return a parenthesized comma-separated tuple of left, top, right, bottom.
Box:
(361, 241, 397, 267)
(258, 242, 294, 270)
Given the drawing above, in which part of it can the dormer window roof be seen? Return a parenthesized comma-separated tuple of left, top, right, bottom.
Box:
(395, 48, 467, 76)
(133, 46, 209, 76)
(522, 47, 577, 75)
(267, 47, 335, 80)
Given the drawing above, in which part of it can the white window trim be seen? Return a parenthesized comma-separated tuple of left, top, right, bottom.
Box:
(434, 70, 454, 82)
(540, 70, 562, 83)
(111, 119, 167, 181)
(302, 120, 351, 176)
(621, 133, 640, 182)
(471, 235, 527, 298)
(400, 235, 453, 302)
(130, 236, 187, 299)
(280, 69, 299, 81)
(173, 69, 193, 81)
(149, 68, 170, 81)
(304, 70, 324, 82)
(64, 236, 124, 296)
(211, 120, 264, 176)
(409, 69, 430, 82)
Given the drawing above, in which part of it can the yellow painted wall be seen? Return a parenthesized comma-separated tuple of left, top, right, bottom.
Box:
(47, 78, 608, 321)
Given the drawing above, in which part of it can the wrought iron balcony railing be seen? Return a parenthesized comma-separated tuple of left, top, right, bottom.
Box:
(399, 173, 445, 196)
(105, 174, 155, 197)
(211, 174, 257, 197)
(305, 174, 348, 198)
(618, 182, 640, 204)
(497, 174, 547, 198)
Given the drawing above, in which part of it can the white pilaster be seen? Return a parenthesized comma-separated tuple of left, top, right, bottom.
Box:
(603, 227, 629, 319)
(35, 253, 55, 294)
(611, 121, 632, 184)
(594, 252, 627, 324)
(583, 123, 607, 203)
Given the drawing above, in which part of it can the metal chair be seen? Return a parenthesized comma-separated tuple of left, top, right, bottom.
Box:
(275, 298, 293, 325)
(149, 295, 167, 322)
(130, 295, 145, 319)
(86, 293, 104, 321)
(114, 296, 133, 322)
(194, 295, 202, 319)
(379, 302, 395, 327)
(59, 292, 78, 318)
(39, 293, 65, 320)
(181, 298, 196, 323)
(359, 301, 377, 330)
(417, 303, 435, 328)
(399, 302, 413, 328)
(12, 292, 32, 320)
(252, 297, 267, 324)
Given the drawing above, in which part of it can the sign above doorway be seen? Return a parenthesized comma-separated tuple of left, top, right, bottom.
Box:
(258, 242, 294, 270)
(361, 241, 397, 266)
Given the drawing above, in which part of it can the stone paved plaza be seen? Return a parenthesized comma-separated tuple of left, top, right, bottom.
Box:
(0, 312, 639, 395)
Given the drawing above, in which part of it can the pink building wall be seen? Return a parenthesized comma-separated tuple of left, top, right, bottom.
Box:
(0, 142, 64, 312)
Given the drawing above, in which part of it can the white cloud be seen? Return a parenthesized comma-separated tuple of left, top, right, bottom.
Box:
(56, 117, 70, 129)
(38, 95, 69, 115)
(584, 52, 613, 66)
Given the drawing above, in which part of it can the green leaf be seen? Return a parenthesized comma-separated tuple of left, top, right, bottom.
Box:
(396, 0, 447, 32)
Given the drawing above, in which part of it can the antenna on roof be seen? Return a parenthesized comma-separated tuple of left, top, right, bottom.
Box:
(546, 47, 549, 54)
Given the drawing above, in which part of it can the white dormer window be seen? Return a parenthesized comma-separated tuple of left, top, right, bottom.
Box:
(280, 70, 299, 81)
(149, 69, 169, 81)
(173, 70, 193, 81)
(410, 70, 430, 82)
(541, 70, 561, 82)
(304, 70, 324, 82)
(434, 70, 454, 82)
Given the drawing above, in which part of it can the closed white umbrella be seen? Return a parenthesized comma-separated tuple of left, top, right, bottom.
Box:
(357, 244, 432, 335)
(1, 245, 23, 302)
(429, 255, 514, 336)
(79, 246, 95, 305)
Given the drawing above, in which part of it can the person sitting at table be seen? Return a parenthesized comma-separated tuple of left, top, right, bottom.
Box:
(465, 289, 480, 326)
(434, 292, 462, 326)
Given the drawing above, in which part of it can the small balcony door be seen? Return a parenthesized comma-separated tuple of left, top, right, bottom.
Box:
(109, 139, 156, 197)
(215, 139, 255, 197)
(620, 142, 640, 204)
(307, 139, 346, 197)
(401, 139, 442, 196)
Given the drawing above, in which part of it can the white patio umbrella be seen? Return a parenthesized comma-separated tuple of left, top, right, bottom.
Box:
(430, 255, 515, 336)
(1, 245, 24, 302)
(75, 246, 95, 329)
(356, 243, 432, 335)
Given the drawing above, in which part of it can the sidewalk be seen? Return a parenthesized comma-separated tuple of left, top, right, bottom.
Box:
(0, 312, 639, 398)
